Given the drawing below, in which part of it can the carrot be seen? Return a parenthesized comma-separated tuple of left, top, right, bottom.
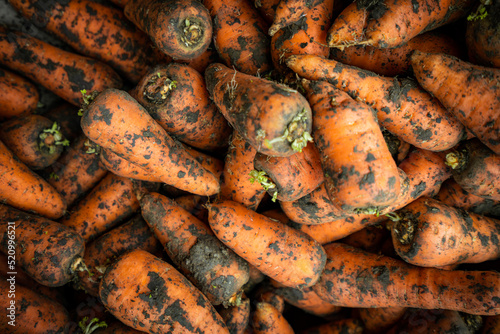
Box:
(174, 194, 209, 222)
(358, 307, 407, 334)
(254, 0, 280, 25)
(330, 31, 463, 77)
(387, 309, 479, 334)
(99, 148, 161, 183)
(269, 0, 323, 36)
(411, 50, 500, 155)
(9, 0, 152, 83)
(444, 138, 500, 201)
(339, 224, 389, 254)
(124, 0, 212, 61)
(252, 142, 324, 202)
(0, 114, 69, 170)
(218, 294, 251, 334)
(0, 279, 71, 333)
(80, 88, 220, 196)
(0, 204, 85, 287)
(0, 139, 67, 219)
(178, 142, 225, 179)
(250, 302, 294, 334)
(133, 63, 232, 152)
(314, 242, 500, 315)
(286, 55, 466, 152)
(99, 249, 230, 333)
(382, 129, 411, 164)
(254, 288, 286, 314)
(482, 315, 500, 334)
(327, 0, 474, 48)
(76, 215, 161, 297)
(0, 28, 122, 106)
(0, 67, 38, 120)
(59, 173, 140, 242)
(207, 199, 327, 289)
(220, 132, 267, 211)
(43, 102, 83, 142)
(303, 79, 402, 214)
(245, 263, 266, 293)
(203, 0, 272, 75)
(390, 197, 500, 267)
(301, 318, 365, 334)
(205, 63, 313, 156)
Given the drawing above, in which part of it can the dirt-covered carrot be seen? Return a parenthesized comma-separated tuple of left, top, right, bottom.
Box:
(254, 0, 280, 25)
(383, 129, 411, 164)
(411, 50, 500, 154)
(327, 0, 474, 48)
(0, 279, 71, 333)
(124, 0, 212, 61)
(304, 79, 401, 214)
(254, 287, 286, 313)
(358, 307, 407, 334)
(59, 173, 140, 242)
(0, 204, 85, 287)
(0, 28, 122, 106)
(286, 55, 466, 152)
(140, 192, 249, 306)
(0, 139, 67, 219)
(269, 0, 323, 36)
(133, 63, 232, 151)
(482, 314, 500, 334)
(206, 63, 313, 156)
(208, 199, 326, 289)
(251, 302, 294, 334)
(330, 31, 463, 77)
(76, 215, 161, 297)
(340, 224, 389, 254)
(302, 318, 365, 334)
(252, 142, 324, 202)
(314, 242, 500, 315)
(174, 195, 209, 222)
(0, 67, 38, 120)
(204, 0, 272, 75)
(99, 148, 160, 183)
(80, 88, 220, 196)
(218, 294, 251, 334)
(99, 249, 230, 333)
(43, 102, 82, 143)
(0, 114, 69, 170)
(390, 197, 500, 267)
(9, 0, 152, 83)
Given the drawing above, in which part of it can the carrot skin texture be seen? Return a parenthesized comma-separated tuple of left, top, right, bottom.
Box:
(0, 204, 85, 287)
(100, 148, 162, 183)
(411, 51, 500, 155)
(0, 67, 38, 120)
(205, 63, 313, 157)
(219, 295, 251, 334)
(314, 242, 500, 315)
(251, 302, 294, 334)
(0, 29, 122, 106)
(140, 192, 250, 306)
(80, 88, 220, 196)
(99, 249, 230, 333)
(207, 200, 326, 289)
(269, 0, 323, 36)
(286, 55, 466, 152)
(358, 306, 407, 334)
(482, 315, 500, 334)
(9, 0, 152, 83)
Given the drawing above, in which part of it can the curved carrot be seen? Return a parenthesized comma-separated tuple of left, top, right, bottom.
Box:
(251, 302, 294, 334)
(0, 67, 38, 120)
(99, 249, 230, 333)
(411, 50, 500, 155)
(80, 88, 220, 196)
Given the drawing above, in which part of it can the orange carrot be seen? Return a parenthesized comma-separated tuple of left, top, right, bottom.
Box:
(269, 0, 322, 36)
(0, 67, 38, 120)
(254, 0, 280, 25)
(251, 302, 294, 334)
(174, 194, 209, 222)
(358, 307, 407, 334)
(301, 318, 365, 334)
(218, 295, 251, 334)
(99, 148, 161, 183)
(382, 129, 411, 164)
(411, 50, 500, 154)
(482, 315, 500, 334)
(339, 224, 389, 254)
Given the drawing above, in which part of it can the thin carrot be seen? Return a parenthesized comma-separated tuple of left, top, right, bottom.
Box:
(286, 55, 466, 152)
(80, 88, 220, 196)
(269, 0, 322, 36)
(411, 50, 500, 154)
(251, 302, 294, 334)
(0, 67, 38, 120)
(254, 287, 286, 313)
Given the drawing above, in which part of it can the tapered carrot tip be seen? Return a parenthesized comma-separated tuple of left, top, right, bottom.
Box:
(268, 24, 281, 37)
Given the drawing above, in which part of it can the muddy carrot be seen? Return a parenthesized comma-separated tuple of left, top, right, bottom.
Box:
(99, 148, 161, 183)
(0, 67, 38, 120)
(254, 0, 280, 25)
(302, 318, 365, 334)
(218, 295, 251, 334)
(339, 224, 390, 254)
(254, 288, 286, 314)
(358, 307, 407, 334)
(383, 129, 411, 164)
(482, 314, 500, 334)
(269, 0, 323, 36)
(174, 194, 209, 222)
(251, 302, 294, 334)
(43, 102, 83, 142)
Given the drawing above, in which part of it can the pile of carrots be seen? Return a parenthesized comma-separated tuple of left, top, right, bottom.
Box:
(0, 0, 499, 332)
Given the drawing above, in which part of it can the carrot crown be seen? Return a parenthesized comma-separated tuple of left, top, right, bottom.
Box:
(143, 72, 177, 104)
(263, 108, 313, 153)
(38, 122, 70, 154)
(78, 89, 100, 116)
(250, 169, 278, 202)
(78, 317, 108, 334)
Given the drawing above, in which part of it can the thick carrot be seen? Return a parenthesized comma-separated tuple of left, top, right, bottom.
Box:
(286, 55, 466, 152)
(327, 0, 474, 48)
(314, 242, 500, 315)
(205, 63, 313, 156)
(218, 295, 251, 334)
(207, 199, 327, 289)
(390, 197, 500, 267)
(80, 88, 220, 196)
(133, 62, 232, 151)
(303, 79, 401, 214)
(124, 0, 212, 61)
(9, 0, 152, 83)
(251, 302, 294, 334)
(302, 318, 365, 334)
(0, 67, 38, 120)
(100, 148, 161, 183)
(140, 192, 250, 306)
(0, 28, 122, 106)
(252, 142, 324, 202)
(0, 114, 69, 170)
(0, 204, 85, 287)
(339, 224, 390, 254)
(0, 139, 67, 219)
(411, 50, 500, 154)
(59, 173, 140, 243)
(99, 249, 230, 333)
(76, 215, 161, 297)
(358, 307, 407, 334)
(203, 0, 272, 75)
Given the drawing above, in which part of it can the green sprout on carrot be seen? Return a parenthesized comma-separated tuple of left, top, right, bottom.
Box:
(78, 89, 99, 116)
(39, 122, 70, 154)
(263, 108, 313, 153)
(78, 317, 107, 334)
(249, 170, 278, 202)
(467, 0, 490, 21)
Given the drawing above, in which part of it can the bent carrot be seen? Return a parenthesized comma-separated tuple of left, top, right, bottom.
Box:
(0, 67, 38, 120)
(99, 249, 230, 333)
(207, 199, 327, 289)
(205, 63, 313, 156)
(286, 55, 466, 152)
(411, 50, 500, 154)
(80, 88, 220, 196)
(251, 302, 294, 334)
